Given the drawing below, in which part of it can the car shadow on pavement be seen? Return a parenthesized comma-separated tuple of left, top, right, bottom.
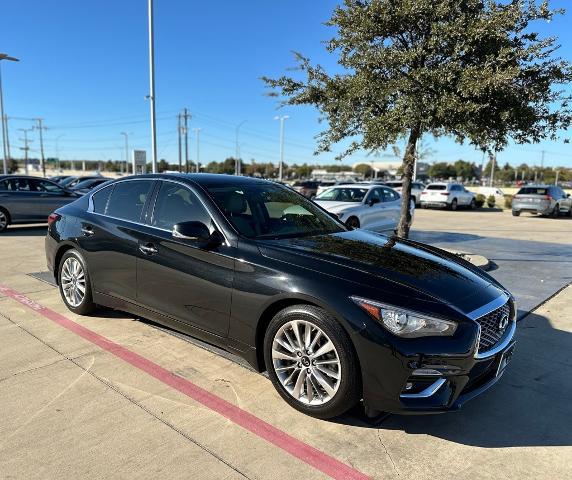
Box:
(1, 225, 47, 237)
(367, 311, 572, 448)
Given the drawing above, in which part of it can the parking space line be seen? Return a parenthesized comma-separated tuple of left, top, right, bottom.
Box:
(0, 284, 369, 480)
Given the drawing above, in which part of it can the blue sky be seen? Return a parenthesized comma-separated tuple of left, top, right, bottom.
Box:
(1, 0, 571, 169)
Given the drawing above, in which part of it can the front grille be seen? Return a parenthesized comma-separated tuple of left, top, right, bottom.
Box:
(476, 301, 511, 353)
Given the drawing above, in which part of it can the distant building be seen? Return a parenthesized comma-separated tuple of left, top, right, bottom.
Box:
(311, 169, 361, 180)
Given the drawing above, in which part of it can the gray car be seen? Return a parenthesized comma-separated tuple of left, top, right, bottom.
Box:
(512, 185, 572, 218)
(0, 175, 79, 233)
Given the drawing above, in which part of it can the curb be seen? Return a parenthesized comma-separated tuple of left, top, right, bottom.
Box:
(443, 248, 491, 271)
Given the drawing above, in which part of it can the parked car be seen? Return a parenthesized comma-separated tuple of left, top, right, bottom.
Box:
(477, 186, 506, 199)
(315, 179, 356, 197)
(46, 174, 516, 419)
(385, 180, 426, 206)
(512, 185, 572, 218)
(314, 183, 413, 231)
(420, 182, 476, 210)
(49, 175, 72, 183)
(292, 180, 320, 199)
(0, 175, 79, 233)
(70, 178, 112, 195)
(59, 175, 103, 189)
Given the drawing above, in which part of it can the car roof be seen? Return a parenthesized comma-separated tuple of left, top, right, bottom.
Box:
(327, 183, 377, 190)
(0, 175, 58, 181)
(116, 173, 274, 188)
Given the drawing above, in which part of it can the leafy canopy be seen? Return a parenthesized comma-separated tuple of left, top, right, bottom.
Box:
(264, 0, 572, 157)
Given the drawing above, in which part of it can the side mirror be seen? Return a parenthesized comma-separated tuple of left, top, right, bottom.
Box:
(368, 197, 380, 206)
(173, 221, 222, 248)
(567, 193, 571, 198)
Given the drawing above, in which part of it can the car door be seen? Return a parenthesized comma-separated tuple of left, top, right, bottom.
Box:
(361, 188, 385, 229)
(0, 178, 41, 221)
(135, 180, 234, 337)
(29, 178, 77, 218)
(381, 187, 402, 227)
(77, 179, 156, 304)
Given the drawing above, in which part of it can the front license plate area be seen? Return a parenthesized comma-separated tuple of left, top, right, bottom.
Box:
(496, 344, 515, 377)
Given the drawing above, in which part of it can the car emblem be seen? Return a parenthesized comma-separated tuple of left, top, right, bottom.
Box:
(498, 314, 509, 331)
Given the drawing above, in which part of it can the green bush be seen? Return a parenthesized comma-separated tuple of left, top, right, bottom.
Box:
(475, 194, 486, 208)
(487, 195, 496, 208)
(504, 195, 513, 209)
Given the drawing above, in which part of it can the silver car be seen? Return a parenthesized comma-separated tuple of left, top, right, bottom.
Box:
(512, 185, 572, 218)
(0, 175, 79, 233)
(385, 180, 426, 206)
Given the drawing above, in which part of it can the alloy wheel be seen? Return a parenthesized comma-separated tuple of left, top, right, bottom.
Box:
(61, 257, 86, 307)
(271, 319, 341, 405)
(0, 211, 7, 231)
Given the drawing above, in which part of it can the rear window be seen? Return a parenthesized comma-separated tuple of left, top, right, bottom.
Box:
(386, 182, 402, 188)
(427, 185, 447, 190)
(517, 187, 548, 195)
(105, 180, 154, 222)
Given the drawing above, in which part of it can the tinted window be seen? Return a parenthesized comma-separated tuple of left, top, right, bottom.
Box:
(208, 183, 344, 239)
(106, 180, 154, 222)
(315, 187, 368, 202)
(31, 179, 65, 193)
(427, 184, 447, 190)
(0, 180, 9, 191)
(366, 188, 383, 203)
(386, 182, 402, 188)
(92, 185, 114, 214)
(151, 182, 213, 231)
(517, 187, 548, 195)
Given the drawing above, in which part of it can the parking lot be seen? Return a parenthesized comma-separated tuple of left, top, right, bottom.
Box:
(1, 208, 571, 480)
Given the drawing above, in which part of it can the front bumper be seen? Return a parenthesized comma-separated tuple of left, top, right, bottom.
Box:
(355, 315, 517, 415)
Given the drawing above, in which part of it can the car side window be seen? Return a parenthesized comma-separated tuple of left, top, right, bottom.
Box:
(105, 180, 154, 222)
(31, 179, 65, 193)
(92, 185, 114, 214)
(151, 181, 213, 231)
(366, 188, 383, 203)
(0, 180, 9, 191)
(7, 179, 31, 191)
(381, 188, 399, 202)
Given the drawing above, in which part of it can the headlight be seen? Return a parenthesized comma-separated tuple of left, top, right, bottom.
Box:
(351, 296, 457, 338)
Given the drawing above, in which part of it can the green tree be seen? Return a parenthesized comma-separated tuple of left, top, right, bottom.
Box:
(429, 162, 456, 179)
(354, 163, 374, 178)
(157, 159, 169, 173)
(454, 160, 478, 180)
(264, 0, 572, 237)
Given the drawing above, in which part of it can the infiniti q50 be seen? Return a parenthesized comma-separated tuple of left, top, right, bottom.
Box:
(45, 174, 516, 418)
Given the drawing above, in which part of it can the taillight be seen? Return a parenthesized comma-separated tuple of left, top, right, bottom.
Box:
(421, 191, 427, 195)
(47, 213, 61, 227)
(440, 192, 450, 196)
(545, 195, 552, 200)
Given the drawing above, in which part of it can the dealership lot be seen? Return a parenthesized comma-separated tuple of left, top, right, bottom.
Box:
(0, 209, 571, 480)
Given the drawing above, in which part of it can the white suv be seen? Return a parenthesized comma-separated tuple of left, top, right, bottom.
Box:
(420, 182, 476, 210)
(385, 180, 426, 206)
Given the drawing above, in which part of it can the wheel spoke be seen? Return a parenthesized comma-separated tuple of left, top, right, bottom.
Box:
(291, 369, 307, 399)
(283, 329, 298, 352)
(314, 358, 338, 366)
(272, 349, 298, 361)
(316, 365, 339, 380)
(283, 367, 298, 386)
(313, 369, 336, 397)
(291, 321, 303, 350)
(304, 323, 312, 349)
(308, 330, 321, 351)
(306, 374, 313, 402)
(274, 337, 295, 353)
(312, 340, 335, 359)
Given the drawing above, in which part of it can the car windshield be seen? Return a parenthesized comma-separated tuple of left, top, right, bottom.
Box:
(207, 183, 345, 240)
(315, 187, 369, 202)
(517, 187, 549, 195)
(72, 179, 102, 190)
(427, 185, 447, 190)
(59, 177, 78, 187)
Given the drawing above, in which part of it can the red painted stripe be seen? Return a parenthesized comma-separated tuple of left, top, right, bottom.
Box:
(0, 284, 369, 480)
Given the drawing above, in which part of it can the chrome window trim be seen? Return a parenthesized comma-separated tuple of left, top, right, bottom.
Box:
(466, 293, 510, 321)
(400, 378, 447, 399)
(87, 177, 230, 246)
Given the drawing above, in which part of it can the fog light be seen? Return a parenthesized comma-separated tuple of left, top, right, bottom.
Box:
(404, 382, 413, 391)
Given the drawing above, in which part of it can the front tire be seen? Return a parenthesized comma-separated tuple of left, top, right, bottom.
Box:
(345, 216, 360, 229)
(512, 210, 521, 217)
(552, 205, 559, 218)
(264, 305, 361, 419)
(58, 249, 96, 315)
(469, 198, 476, 210)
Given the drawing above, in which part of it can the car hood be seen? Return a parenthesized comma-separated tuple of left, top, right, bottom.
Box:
(258, 229, 504, 314)
(314, 200, 361, 213)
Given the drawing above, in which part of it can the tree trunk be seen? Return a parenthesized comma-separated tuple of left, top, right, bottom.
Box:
(396, 125, 421, 239)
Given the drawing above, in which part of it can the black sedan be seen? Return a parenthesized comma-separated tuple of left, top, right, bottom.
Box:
(45, 174, 516, 418)
(70, 177, 112, 195)
(0, 175, 79, 233)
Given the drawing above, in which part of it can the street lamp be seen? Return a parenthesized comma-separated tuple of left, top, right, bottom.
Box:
(147, 0, 158, 173)
(235, 120, 247, 175)
(0, 53, 19, 175)
(274, 115, 290, 181)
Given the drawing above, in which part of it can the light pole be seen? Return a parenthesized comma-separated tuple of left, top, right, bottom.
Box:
(193, 128, 202, 173)
(0, 53, 19, 175)
(147, 0, 158, 173)
(235, 120, 247, 175)
(121, 132, 129, 174)
(274, 115, 289, 181)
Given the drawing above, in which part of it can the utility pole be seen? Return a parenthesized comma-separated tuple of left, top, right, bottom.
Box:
(4, 114, 11, 167)
(0, 53, 19, 174)
(18, 128, 32, 175)
(193, 128, 202, 173)
(274, 115, 289, 181)
(488, 152, 495, 187)
(177, 113, 182, 172)
(235, 120, 247, 175)
(182, 108, 190, 173)
(555, 170, 560, 185)
(34, 118, 47, 177)
(121, 132, 129, 174)
(147, 0, 158, 173)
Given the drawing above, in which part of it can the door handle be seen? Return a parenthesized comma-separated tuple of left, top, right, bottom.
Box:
(139, 244, 158, 255)
(81, 226, 95, 237)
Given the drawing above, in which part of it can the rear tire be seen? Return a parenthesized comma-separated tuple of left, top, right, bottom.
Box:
(552, 205, 559, 219)
(469, 199, 476, 210)
(512, 210, 521, 217)
(0, 208, 9, 233)
(450, 199, 458, 211)
(58, 249, 96, 315)
(345, 216, 360, 229)
(264, 305, 361, 419)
